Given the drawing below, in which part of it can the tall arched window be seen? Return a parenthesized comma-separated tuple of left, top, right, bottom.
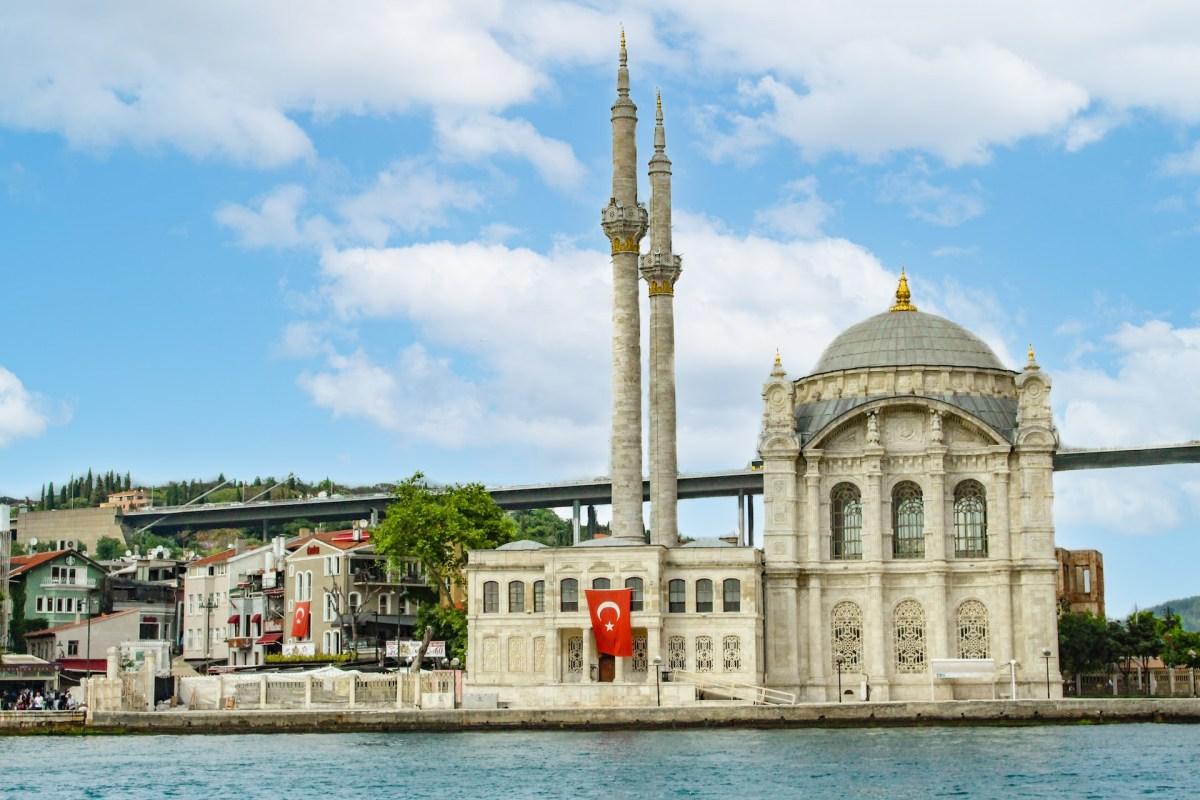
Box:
(695, 579, 714, 612)
(953, 480, 988, 558)
(624, 577, 644, 611)
(560, 578, 578, 612)
(533, 580, 545, 613)
(483, 581, 499, 613)
(956, 599, 990, 659)
(668, 579, 686, 613)
(508, 581, 525, 613)
(893, 599, 927, 673)
(831, 601, 863, 670)
(592, 577, 611, 590)
(892, 481, 924, 559)
(723, 579, 741, 612)
(831, 483, 863, 560)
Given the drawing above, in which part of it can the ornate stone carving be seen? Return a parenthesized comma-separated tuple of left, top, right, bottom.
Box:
(831, 601, 863, 671)
(826, 421, 863, 451)
(533, 636, 546, 673)
(482, 637, 500, 673)
(600, 198, 648, 250)
(632, 635, 648, 672)
(640, 251, 682, 295)
(508, 636, 527, 672)
(566, 636, 583, 674)
(956, 600, 990, 659)
(866, 411, 881, 445)
(929, 409, 943, 444)
(893, 599, 927, 673)
(885, 411, 924, 449)
(722, 635, 742, 672)
(695, 635, 714, 672)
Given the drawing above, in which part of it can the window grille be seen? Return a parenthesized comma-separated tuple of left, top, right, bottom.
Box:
(632, 635, 648, 673)
(893, 599, 927, 673)
(954, 480, 989, 558)
(667, 635, 687, 670)
(892, 481, 925, 558)
(566, 636, 583, 673)
(831, 483, 863, 560)
(695, 635, 714, 672)
(956, 599, 990, 659)
(831, 601, 864, 671)
(722, 635, 742, 671)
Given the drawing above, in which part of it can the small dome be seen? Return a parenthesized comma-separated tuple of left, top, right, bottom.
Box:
(496, 540, 548, 551)
(811, 310, 1006, 375)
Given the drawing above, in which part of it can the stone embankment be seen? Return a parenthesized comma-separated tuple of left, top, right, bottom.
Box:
(0, 711, 87, 733)
(79, 698, 1200, 735)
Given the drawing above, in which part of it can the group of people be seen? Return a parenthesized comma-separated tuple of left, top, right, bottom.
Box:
(0, 688, 77, 710)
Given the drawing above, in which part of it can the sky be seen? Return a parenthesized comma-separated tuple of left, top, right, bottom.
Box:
(2, 2, 1200, 616)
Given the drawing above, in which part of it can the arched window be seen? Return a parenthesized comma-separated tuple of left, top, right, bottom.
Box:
(482, 581, 499, 613)
(956, 599, 990, 659)
(893, 599, 927, 673)
(508, 581, 525, 613)
(953, 480, 988, 558)
(668, 579, 686, 613)
(722, 635, 742, 671)
(831, 601, 863, 671)
(625, 577, 644, 611)
(533, 580, 545, 613)
(723, 579, 741, 612)
(348, 591, 361, 613)
(695, 635, 714, 672)
(831, 483, 863, 560)
(892, 481, 924, 559)
(560, 578, 578, 612)
(695, 579, 714, 612)
(592, 577, 611, 590)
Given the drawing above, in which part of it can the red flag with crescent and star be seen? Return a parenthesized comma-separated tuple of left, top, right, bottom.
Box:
(585, 588, 633, 656)
(291, 601, 311, 638)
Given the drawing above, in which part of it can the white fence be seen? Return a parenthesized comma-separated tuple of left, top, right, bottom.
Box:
(670, 670, 796, 705)
(178, 670, 458, 710)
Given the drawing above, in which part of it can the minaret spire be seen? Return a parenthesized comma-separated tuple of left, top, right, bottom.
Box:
(600, 30, 648, 541)
(641, 91, 682, 547)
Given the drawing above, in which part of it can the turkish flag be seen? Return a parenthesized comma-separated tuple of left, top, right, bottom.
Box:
(291, 601, 311, 638)
(585, 588, 633, 657)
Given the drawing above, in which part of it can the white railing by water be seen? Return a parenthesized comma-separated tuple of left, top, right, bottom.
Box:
(670, 670, 796, 705)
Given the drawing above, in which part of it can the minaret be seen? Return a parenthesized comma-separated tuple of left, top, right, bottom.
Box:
(600, 30, 648, 540)
(640, 91, 682, 546)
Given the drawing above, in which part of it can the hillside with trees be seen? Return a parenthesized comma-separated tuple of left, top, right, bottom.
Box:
(1147, 596, 1200, 632)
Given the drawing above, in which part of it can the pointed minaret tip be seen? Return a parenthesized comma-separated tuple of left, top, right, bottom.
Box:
(889, 268, 917, 312)
(620, 27, 626, 62)
(656, 89, 663, 120)
(774, 348, 781, 367)
(1028, 343, 1037, 364)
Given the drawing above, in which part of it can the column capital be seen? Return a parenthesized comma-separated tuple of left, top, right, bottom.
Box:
(640, 251, 681, 295)
(601, 199, 648, 251)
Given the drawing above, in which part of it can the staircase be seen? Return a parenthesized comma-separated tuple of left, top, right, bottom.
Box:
(670, 670, 796, 705)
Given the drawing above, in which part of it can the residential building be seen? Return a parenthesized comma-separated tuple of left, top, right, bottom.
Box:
(102, 555, 185, 648)
(9, 550, 107, 631)
(24, 608, 144, 672)
(1056, 548, 1105, 618)
(99, 489, 151, 511)
(225, 538, 287, 667)
(181, 549, 234, 667)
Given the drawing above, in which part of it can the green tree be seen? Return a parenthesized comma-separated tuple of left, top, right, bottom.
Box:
(414, 603, 468, 662)
(1057, 611, 1112, 677)
(95, 536, 125, 560)
(510, 508, 572, 546)
(373, 472, 516, 600)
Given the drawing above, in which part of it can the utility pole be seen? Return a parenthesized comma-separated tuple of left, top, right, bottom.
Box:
(201, 593, 217, 674)
(0, 504, 10, 653)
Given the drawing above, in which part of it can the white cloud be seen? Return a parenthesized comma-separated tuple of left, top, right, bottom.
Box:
(1064, 108, 1128, 152)
(1162, 142, 1200, 175)
(878, 160, 985, 227)
(753, 177, 833, 239)
(434, 112, 585, 190)
(216, 162, 481, 249)
(0, 367, 53, 447)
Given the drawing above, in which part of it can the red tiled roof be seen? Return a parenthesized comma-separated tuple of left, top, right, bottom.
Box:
(189, 548, 236, 567)
(23, 608, 140, 638)
(9, 550, 70, 577)
(288, 530, 371, 553)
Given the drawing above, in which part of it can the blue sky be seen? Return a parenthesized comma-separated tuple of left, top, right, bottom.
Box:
(3, 3, 1200, 615)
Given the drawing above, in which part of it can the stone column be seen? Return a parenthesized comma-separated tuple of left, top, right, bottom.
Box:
(805, 456, 822, 563)
(806, 575, 826, 698)
(600, 32, 648, 541)
(990, 463, 1011, 560)
(866, 573, 887, 698)
(863, 454, 884, 562)
(926, 448, 947, 561)
(583, 633, 595, 684)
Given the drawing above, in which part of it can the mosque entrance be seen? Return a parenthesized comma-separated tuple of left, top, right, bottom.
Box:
(598, 654, 615, 683)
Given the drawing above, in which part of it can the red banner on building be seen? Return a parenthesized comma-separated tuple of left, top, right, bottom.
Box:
(291, 601, 311, 638)
(585, 588, 633, 657)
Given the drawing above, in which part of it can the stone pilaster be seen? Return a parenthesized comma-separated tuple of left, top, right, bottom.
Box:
(601, 34, 648, 540)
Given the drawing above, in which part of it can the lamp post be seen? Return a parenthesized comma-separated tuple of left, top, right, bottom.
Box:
(653, 656, 663, 707)
(1189, 650, 1197, 698)
(200, 593, 217, 674)
(1040, 647, 1053, 699)
(835, 653, 844, 702)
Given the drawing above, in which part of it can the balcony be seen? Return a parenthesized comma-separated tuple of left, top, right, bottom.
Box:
(40, 577, 98, 590)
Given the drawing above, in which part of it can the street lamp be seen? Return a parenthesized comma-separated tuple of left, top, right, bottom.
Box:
(200, 594, 218, 674)
(835, 653, 844, 703)
(1040, 647, 1053, 699)
(652, 656, 663, 707)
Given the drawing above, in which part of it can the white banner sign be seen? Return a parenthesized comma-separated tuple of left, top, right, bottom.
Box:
(386, 640, 446, 659)
(282, 642, 316, 658)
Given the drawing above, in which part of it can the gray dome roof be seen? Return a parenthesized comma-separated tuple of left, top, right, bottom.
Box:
(496, 540, 548, 551)
(810, 310, 1007, 376)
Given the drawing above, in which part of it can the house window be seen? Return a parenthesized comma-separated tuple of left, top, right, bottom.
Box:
(323, 591, 337, 623)
(67, 640, 79, 656)
(348, 592, 361, 613)
(483, 581, 499, 613)
(560, 578, 579, 612)
(379, 594, 391, 615)
(723, 579, 741, 612)
(508, 581, 525, 613)
(1082, 568, 1092, 594)
(892, 481, 925, 559)
(893, 599, 927, 673)
(668, 579, 686, 613)
(533, 581, 545, 613)
(624, 577, 643, 612)
(954, 480, 989, 558)
(695, 579, 713, 613)
(831, 483, 863, 560)
(35, 596, 45, 613)
(323, 629, 341, 654)
(592, 577, 610, 590)
(957, 599, 990, 659)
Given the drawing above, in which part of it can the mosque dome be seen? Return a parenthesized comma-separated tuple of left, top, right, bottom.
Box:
(809, 272, 1008, 376)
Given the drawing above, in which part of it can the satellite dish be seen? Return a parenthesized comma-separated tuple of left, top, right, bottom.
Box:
(124, 549, 133, 557)
(358, 519, 369, 529)
(28, 538, 38, 547)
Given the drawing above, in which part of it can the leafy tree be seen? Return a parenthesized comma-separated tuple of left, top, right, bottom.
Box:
(1057, 611, 1112, 677)
(372, 472, 516, 601)
(1160, 613, 1200, 667)
(510, 508, 572, 546)
(95, 536, 125, 560)
(414, 602, 468, 662)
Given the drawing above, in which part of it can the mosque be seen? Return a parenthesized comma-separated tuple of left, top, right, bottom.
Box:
(464, 37, 1062, 705)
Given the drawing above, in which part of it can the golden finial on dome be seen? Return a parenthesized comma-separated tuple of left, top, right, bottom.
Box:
(774, 348, 781, 367)
(889, 268, 917, 312)
(1028, 343, 1036, 363)
(620, 27, 626, 51)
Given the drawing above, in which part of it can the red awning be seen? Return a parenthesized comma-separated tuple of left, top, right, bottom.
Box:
(256, 632, 282, 645)
(59, 658, 107, 673)
(227, 614, 240, 624)
(250, 613, 262, 623)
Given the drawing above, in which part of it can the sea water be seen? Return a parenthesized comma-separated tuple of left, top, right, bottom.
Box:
(1, 724, 1197, 799)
